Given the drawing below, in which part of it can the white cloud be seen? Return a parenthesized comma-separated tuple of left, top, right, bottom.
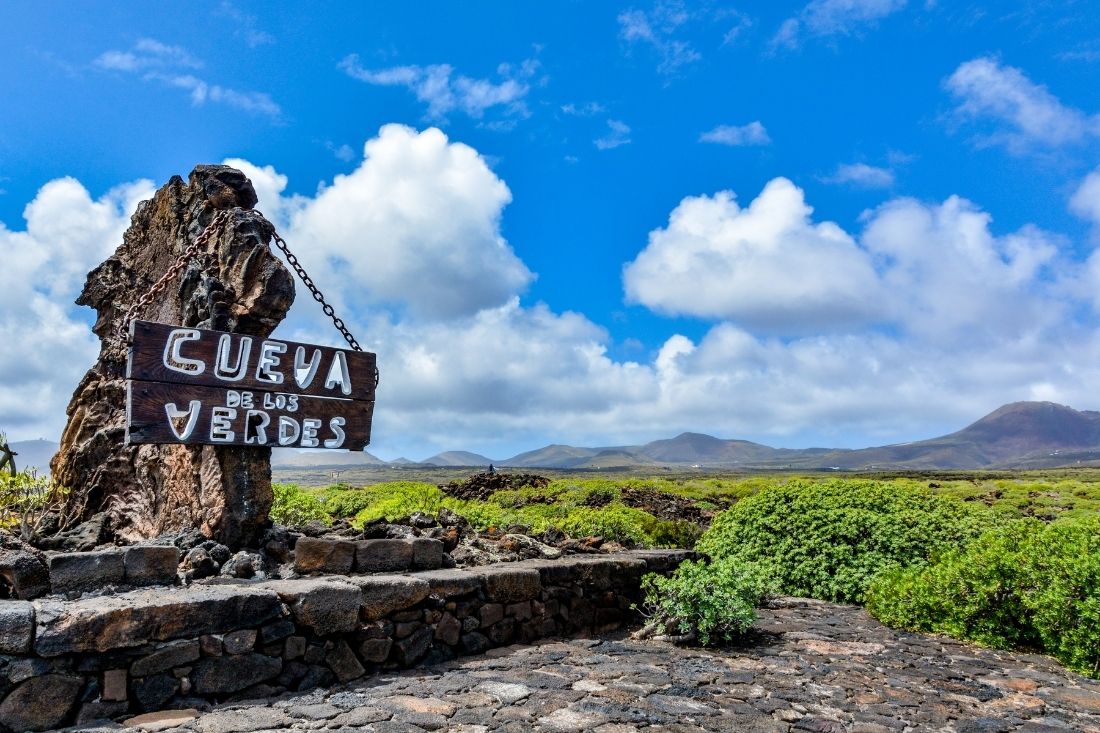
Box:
(945, 56, 1100, 150)
(340, 55, 536, 122)
(1071, 168, 1100, 228)
(772, 0, 907, 49)
(0, 177, 155, 439)
(7, 131, 1100, 462)
(618, 4, 702, 75)
(822, 162, 895, 188)
(699, 121, 771, 146)
(94, 38, 202, 71)
(561, 102, 606, 117)
(623, 178, 884, 331)
(95, 39, 280, 118)
(254, 125, 532, 320)
(595, 120, 632, 150)
(625, 177, 1062, 342)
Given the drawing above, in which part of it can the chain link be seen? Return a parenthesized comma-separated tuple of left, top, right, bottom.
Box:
(118, 207, 374, 387)
(118, 209, 231, 340)
(269, 230, 363, 353)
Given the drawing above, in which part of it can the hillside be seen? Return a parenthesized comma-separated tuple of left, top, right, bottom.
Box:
(493, 401, 1100, 470)
(421, 451, 494, 467)
(5, 439, 58, 474)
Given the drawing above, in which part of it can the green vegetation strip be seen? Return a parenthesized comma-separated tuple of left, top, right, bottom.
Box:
(264, 472, 1100, 678)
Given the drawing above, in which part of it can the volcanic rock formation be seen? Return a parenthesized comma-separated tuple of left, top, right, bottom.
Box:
(51, 165, 295, 547)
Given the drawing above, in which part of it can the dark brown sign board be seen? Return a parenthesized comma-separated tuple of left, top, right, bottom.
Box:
(125, 320, 375, 449)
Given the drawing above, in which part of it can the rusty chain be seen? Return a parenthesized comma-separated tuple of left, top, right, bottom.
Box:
(117, 209, 232, 341)
(118, 209, 371, 385)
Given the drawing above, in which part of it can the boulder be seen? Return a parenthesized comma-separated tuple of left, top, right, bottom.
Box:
(34, 584, 282, 656)
(410, 538, 444, 570)
(0, 533, 50, 600)
(260, 578, 362, 635)
(293, 537, 355, 574)
(50, 165, 295, 547)
(0, 601, 34, 654)
(0, 674, 83, 732)
(473, 566, 542, 603)
(48, 549, 126, 594)
(347, 575, 431, 622)
(124, 545, 180, 586)
(355, 539, 414, 572)
(191, 653, 281, 695)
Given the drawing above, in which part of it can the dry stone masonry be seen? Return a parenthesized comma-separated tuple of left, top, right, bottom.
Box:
(0, 550, 692, 731)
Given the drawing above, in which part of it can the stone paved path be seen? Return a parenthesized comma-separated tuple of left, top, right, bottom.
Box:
(81, 598, 1100, 733)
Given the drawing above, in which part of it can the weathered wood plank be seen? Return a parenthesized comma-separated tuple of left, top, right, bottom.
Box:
(127, 320, 377, 401)
(126, 381, 373, 450)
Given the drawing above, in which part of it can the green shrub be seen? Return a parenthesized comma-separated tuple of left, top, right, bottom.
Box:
(270, 483, 330, 527)
(1020, 516, 1100, 677)
(866, 520, 1043, 648)
(349, 482, 446, 523)
(0, 469, 70, 540)
(867, 516, 1100, 678)
(639, 558, 774, 645)
(697, 479, 993, 603)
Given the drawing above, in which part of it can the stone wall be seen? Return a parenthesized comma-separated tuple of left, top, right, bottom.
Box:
(0, 550, 692, 732)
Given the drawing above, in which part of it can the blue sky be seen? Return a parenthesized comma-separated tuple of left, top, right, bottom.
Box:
(2, 1, 1100, 461)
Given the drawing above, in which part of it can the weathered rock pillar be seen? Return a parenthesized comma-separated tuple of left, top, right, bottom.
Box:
(51, 165, 295, 547)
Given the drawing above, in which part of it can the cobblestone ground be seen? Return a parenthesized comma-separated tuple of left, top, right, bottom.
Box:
(89, 598, 1100, 733)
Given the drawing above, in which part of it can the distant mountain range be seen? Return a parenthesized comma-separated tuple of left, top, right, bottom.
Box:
(14, 402, 1100, 473)
(282, 401, 1100, 470)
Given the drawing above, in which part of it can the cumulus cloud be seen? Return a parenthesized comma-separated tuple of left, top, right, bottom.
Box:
(773, 0, 906, 49)
(595, 120, 632, 150)
(699, 122, 770, 146)
(623, 178, 884, 331)
(94, 39, 280, 118)
(624, 177, 1061, 341)
(340, 55, 537, 122)
(240, 125, 532, 320)
(7, 130, 1100, 461)
(821, 162, 895, 188)
(945, 57, 1100, 151)
(0, 177, 155, 438)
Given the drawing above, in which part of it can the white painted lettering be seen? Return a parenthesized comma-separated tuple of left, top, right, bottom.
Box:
(300, 418, 322, 448)
(277, 415, 300, 446)
(164, 400, 201, 440)
(245, 410, 270, 445)
(324, 351, 352, 396)
(214, 334, 252, 381)
(294, 346, 322, 389)
(162, 329, 205, 375)
(210, 407, 236, 442)
(256, 341, 287, 384)
(324, 416, 346, 448)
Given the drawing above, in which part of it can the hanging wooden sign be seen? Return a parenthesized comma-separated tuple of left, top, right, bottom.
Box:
(125, 320, 376, 450)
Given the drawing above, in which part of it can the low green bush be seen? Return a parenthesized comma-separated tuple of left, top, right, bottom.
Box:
(638, 558, 775, 645)
(270, 483, 330, 526)
(866, 516, 1100, 678)
(697, 479, 993, 603)
(1024, 516, 1100, 677)
(866, 520, 1042, 649)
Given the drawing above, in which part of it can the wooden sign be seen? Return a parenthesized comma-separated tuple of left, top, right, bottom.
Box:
(125, 320, 376, 450)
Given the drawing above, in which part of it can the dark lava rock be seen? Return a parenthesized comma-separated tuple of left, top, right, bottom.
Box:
(0, 532, 51, 599)
(0, 674, 83, 732)
(192, 653, 282, 694)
